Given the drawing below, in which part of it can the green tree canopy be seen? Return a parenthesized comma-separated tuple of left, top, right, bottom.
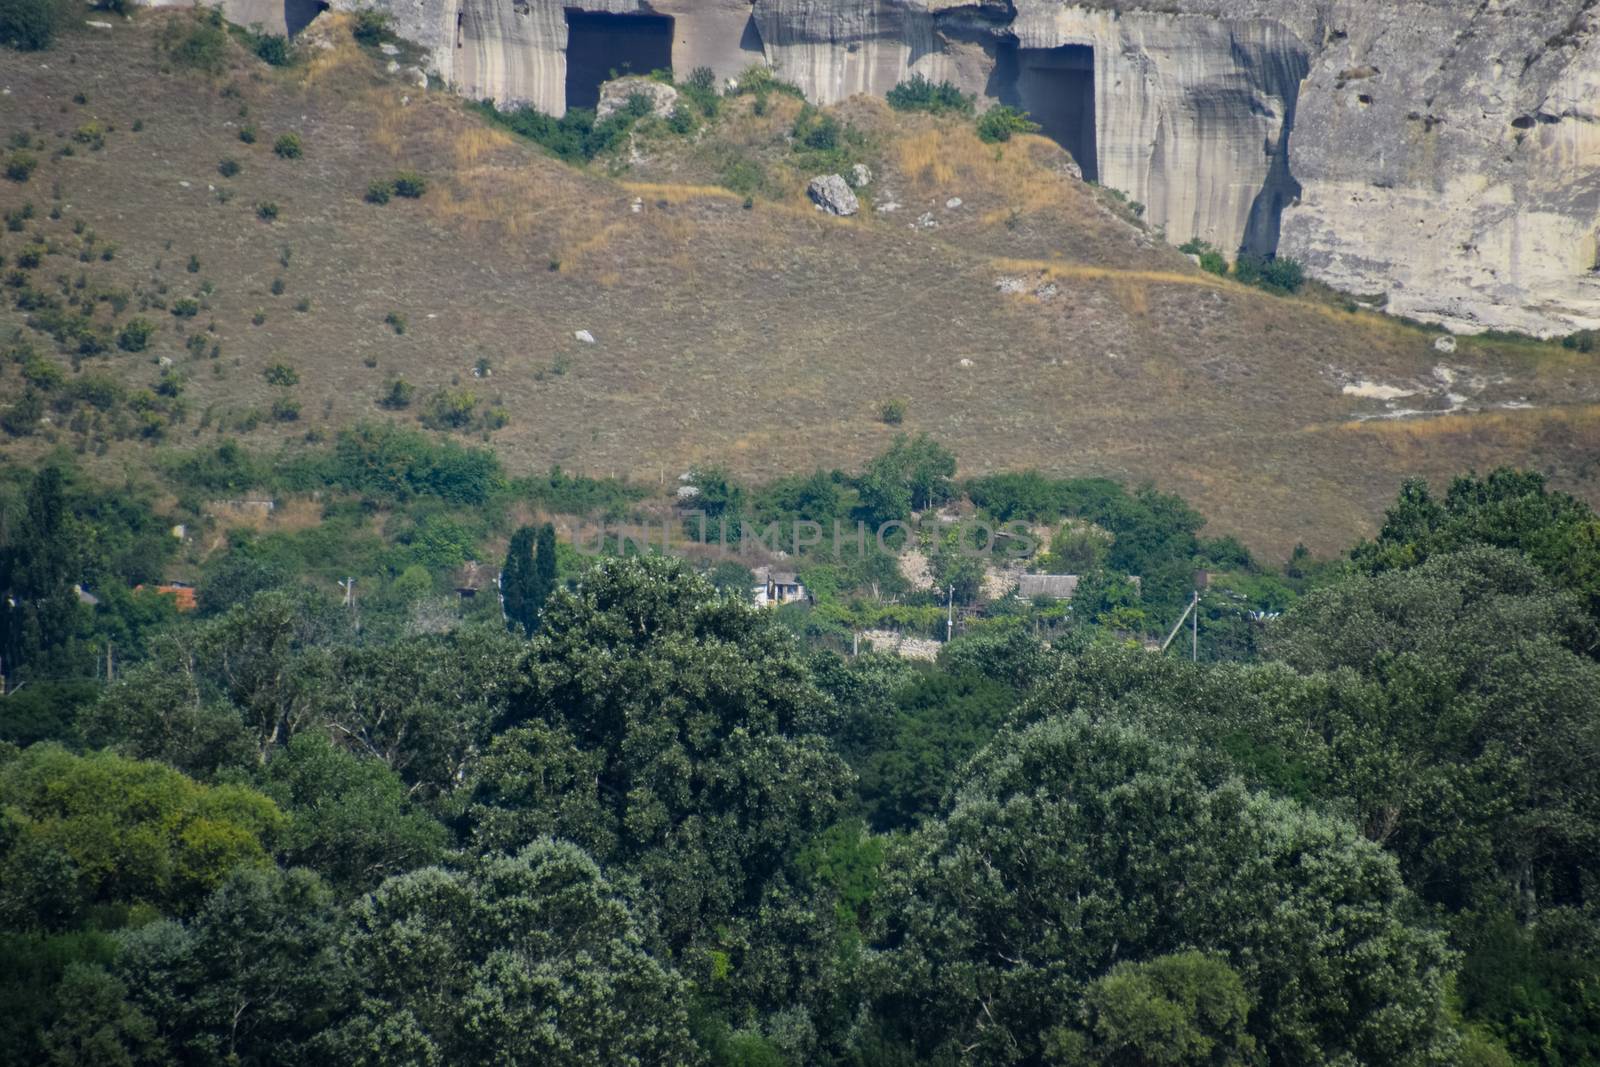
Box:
(868, 714, 1454, 1065)
(0, 746, 285, 927)
(337, 841, 697, 1066)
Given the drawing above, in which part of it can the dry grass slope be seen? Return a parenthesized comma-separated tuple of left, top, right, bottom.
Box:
(0, 13, 1596, 555)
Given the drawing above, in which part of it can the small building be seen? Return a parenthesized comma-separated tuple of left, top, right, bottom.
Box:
(1017, 574, 1080, 601)
(753, 568, 807, 608)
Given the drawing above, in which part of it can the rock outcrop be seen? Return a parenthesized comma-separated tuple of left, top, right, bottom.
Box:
(204, 0, 1600, 335)
(808, 174, 860, 216)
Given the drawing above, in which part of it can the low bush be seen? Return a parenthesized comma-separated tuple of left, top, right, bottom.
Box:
(117, 318, 155, 353)
(1234, 253, 1305, 294)
(886, 75, 974, 116)
(5, 151, 37, 182)
(472, 100, 633, 164)
(391, 171, 426, 198)
(364, 179, 392, 204)
(263, 362, 299, 386)
(165, 9, 230, 72)
(878, 398, 907, 425)
(351, 9, 389, 46)
(170, 298, 200, 318)
(976, 105, 1039, 144)
(256, 201, 279, 221)
(273, 132, 302, 159)
(251, 33, 291, 66)
(380, 378, 413, 409)
(270, 395, 300, 421)
(384, 311, 405, 335)
(218, 157, 240, 178)
(1178, 238, 1229, 276)
(238, 125, 257, 144)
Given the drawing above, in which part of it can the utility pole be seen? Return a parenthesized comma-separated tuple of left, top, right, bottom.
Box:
(1191, 589, 1198, 662)
(1159, 589, 1201, 661)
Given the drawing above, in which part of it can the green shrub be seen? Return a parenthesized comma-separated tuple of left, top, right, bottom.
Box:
(793, 106, 841, 151)
(364, 179, 392, 204)
(273, 132, 302, 159)
(1178, 238, 1229, 276)
(352, 9, 389, 45)
(878, 398, 907, 425)
(380, 377, 413, 409)
(0, 0, 66, 51)
(471, 100, 635, 164)
(624, 91, 655, 119)
(256, 201, 279, 221)
(886, 74, 975, 116)
(14, 243, 43, 269)
(384, 311, 405, 335)
(166, 9, 230, 72)
(186, 254, 200, 273)
(666, 106, 697, 135)
(5, 151, 37, 182)
(390, 171, 426, 198)
(420, 387, 478, 431)
(1234, 253, 1305, 294)
(117, 317, 155, 352)
(263, 362, 299, 386)
(1561, 329, 1598, 353)
(72, 122, 104, 149)
(252, 33, 291, 66)
(239, 125, 258, 144)
(218, 157, 240, 177)
(270, 394, 300, 421)
(170, 298, 200, 318)
(977, 105, 1040, 143)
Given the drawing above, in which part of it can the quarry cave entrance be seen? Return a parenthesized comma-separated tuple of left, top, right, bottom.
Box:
(1000, 43, 1099, 183)
(564, 10, 675, 113)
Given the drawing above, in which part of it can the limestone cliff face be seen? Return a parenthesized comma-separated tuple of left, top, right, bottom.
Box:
(224, 0, 1600, 335)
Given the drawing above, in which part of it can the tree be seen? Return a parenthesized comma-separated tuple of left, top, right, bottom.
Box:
(107, 866, 349, 1066)
(337, 842, 697, 1066)
(312, 626, 523, 797)
(476, 556, 854, 1019)
(1046, 952, 1258, 1066)
(867, 714, 1454, 1065)
(261, 732, 446, 896)
(532, 521, 558, 622)
(0, 0, 66, 51)
(1354, 469, 1600, 622)
(501, 525, 537, 636)
(1266, 547, 1600, 916)
(0, 466, 83, 679)
(0, 746, 286, 927)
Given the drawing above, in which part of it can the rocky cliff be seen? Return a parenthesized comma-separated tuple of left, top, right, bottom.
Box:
(206, 0, 1600, 336)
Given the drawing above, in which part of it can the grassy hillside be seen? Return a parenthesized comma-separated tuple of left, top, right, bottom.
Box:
(2, 11, 1597, 555)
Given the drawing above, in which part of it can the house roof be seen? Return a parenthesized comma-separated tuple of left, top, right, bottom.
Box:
(754, 568, 801, 586)
(1018, 574, 1080, 600)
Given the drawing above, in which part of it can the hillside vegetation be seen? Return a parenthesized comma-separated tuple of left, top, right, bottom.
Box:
(0, 12, 1595, 556)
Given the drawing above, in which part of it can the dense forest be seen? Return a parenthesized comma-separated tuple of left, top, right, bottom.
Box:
(2, 440, 1598, 1065)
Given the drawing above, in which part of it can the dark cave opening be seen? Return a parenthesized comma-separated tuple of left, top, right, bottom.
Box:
(284, 0, 325, 37)
(998, 42, 1099, 183)
(564, 9, 676, 113)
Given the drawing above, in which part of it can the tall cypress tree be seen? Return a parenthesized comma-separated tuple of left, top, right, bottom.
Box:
(501, 526, 537, 637)
(1, 466, 80, 679)
(530, 522, 558, 630)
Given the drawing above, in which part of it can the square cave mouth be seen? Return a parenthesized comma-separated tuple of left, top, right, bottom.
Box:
(999, 42, 1099, 183)
(564, 9, 676, 113)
